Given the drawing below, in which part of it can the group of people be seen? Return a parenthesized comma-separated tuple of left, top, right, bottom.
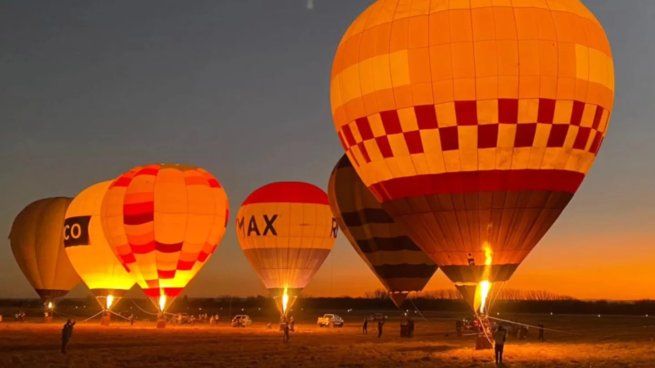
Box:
(362, 316, 386, 338)
(400, 315, 415, 338)
(280, 316, 295, 343)
(13, 311, 27, 321)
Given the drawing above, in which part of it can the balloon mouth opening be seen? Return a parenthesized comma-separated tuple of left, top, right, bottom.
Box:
(94, 295, 119, 311)
(477, 281, 492, 315)
(272, 287, 300, 317)
(46, 301, 54, 311)
(282, 288, 290, 315)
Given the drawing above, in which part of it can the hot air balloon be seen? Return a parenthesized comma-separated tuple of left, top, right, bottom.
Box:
(100, 164, 229, 314)
(64, 181, 135, 313)
(330, 0, 614, 314)
(328, 155, 437, 308)
(236, 182, 337, 317)
(9, 197, 81, 313)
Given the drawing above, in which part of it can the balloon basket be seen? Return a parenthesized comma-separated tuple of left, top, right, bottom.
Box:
(100, 312, 111, 326)
(475, 334, 493, 350)
(156, 319, 166, 329)
(474, 314, 493, 350)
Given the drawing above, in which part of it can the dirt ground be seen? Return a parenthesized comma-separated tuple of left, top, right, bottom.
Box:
(0, 313, 654, 368)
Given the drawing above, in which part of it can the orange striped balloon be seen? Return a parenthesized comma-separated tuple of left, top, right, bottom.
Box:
(236, 182, 337, 314)
(330, 0, 614, 309)
(100, 164, 229, 311)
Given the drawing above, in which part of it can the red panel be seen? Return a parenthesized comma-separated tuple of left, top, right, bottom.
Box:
(342, 125, 357, 147)
(381, 110, 402, 134)
(135, 166, 160, 177)
(111, 175, 133, 188)
(515, 124, 537, 147)
(143, 288, 160, 297)
(120, 254, 136, 264)
(156, 242, 184, 253)
(123, 211, 154, 225)
(207, 178, 221, 188)
(477, 124, 499, 148)
(177, 260, 195, 271)
(358, 142, 372, 162)
(242, 181, 329, 205)
(131, 242, 156, 254)
(537, 98, 556, 123)
(376, 136, 394, 158)
(197, 251, 209, 263)
(415, 105, 438, 129)
(547, 124, 569, 147)
(592, 105, 604, 129)
(589, 132, 603, 154)
(404, 131, 424, 154)
(573, 127, 591, 149)
(498, 99, 518, 124)
(371, 170, 585, 201)
(158, 269, 176, 279)
(439, 126, 459, 151)
(356, 117, 374, 140)
(123, 202, 154, 215)
(163, 287, 183, 297)
(455, 101, 478, 125)
(570, 101, 585, 125)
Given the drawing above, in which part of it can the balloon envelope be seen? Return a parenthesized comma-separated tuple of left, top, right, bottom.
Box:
(64, 181, 135, 309)
(9, 197, 80, 302)
(330, 0, 614, 308)
(236, 182, 337, 315)
(328, 155, 437, 308)
(100, 164, 229, 311)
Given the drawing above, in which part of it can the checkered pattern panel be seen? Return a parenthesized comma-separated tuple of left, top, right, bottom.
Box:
(338, 98, 608, 166)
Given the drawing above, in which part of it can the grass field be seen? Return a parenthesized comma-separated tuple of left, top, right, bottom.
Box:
(0, 313, 654, 367)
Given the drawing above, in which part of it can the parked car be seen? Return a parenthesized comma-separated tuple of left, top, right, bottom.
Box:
(317, 313, 344, 327)
(231, 314, 252, 327)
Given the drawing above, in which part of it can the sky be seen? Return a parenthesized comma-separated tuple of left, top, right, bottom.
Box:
(1, 0, 653, 301)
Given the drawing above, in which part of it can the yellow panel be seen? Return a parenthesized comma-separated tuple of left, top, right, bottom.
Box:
(518, 99, 539, 124)
(477, 148, 496, 171)
(388, 133, 410, 157)
(398, 107, 419, 132)
(510, 147, 531, 170)
(436, 102, 457, 127)
(443, 150, 462, 172)
(533, 123, 551, 148)
(477, 99, 498, 124)
(389, 50, 411, 86)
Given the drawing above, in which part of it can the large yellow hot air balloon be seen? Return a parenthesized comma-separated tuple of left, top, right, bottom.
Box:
(64, 181, 135, 311)
(236, 182, 337, 317)
(328, 155, 437, 308)
(9, 198, 81, 306)
(331, 0, 614, 313)
(100, 164, 229, 312)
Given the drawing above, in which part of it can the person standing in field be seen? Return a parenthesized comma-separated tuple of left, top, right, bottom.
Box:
(538, 324, 545, 341)
(60, 319, 76, 354)
(493, 325, 507, 366)
(363, 317, 368, 334)
(377, 319, 384, 338)
(282, 318, 290, 343)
